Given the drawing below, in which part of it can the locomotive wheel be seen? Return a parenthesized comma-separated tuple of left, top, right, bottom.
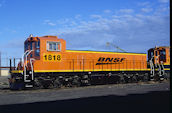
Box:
(42, 80, 54, 89)
(119, 76, 125, 84)
(153, 75, 160, 81)
(64, 77, 73, 87)
(34, 79, 43, 89)
(123, 76, 130, 83)
(54, 79, 62, 88)
(131, 75, 137, 83)
(49, 81, 54, 89)
(72, 76, 81, 87)
(143, 74, 149, 82)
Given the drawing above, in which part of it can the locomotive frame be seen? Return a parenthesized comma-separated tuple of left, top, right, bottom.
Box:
(9, 35, 170, 90)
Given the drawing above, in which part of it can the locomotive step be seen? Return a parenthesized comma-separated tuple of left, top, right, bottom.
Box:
(25, 84, 33, 88)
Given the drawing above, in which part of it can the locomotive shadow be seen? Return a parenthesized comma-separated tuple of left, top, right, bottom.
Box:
(0, 91, 170, 113)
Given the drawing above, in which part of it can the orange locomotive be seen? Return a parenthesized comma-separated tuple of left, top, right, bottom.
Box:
(9, 35, 170, 89)
(147, 46, 170, 80)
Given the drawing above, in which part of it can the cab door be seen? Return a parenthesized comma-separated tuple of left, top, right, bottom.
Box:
(159, 48, 166, 63)
(154, 49, 159, 65)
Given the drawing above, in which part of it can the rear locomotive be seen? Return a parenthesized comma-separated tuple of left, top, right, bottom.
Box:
(9, 35, 170, 90)
(147, 46, 170, 80)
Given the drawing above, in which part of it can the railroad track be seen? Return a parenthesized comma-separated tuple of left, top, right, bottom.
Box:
(0, 80, 169, 94)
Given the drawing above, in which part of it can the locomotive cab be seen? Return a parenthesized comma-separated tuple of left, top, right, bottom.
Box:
(148, 46, 170, 80)
(9, 35, 66, 89)
(148, 46, 170, 65)
(24, 35, 40, 60)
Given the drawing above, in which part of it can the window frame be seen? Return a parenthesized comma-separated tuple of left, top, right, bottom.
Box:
(47, 41, 61, 52)
(35, 41, 40, 49)
(159, 49, 166, 62)
(35, 49, 40, 57)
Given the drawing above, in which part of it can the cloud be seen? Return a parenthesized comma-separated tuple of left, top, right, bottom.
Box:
(141, 8, 153, 13)
(137, 2, 150, 6)
(48, 15, 169, 53)
(158, 0, 169, 3)
(75, 14, 81, 19)
(90, 14, 102, 19)
(43, 3, 169, 53)
(119, 9, 134, 13)
(43, 20, 56, 26)
(103, 10, 111, 13)
(47, 22, 56, 26)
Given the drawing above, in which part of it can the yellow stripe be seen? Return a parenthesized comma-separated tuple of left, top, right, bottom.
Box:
(164, 68, 170, 70)
(164, 64, 170, 66)
(34, 69, 150, 73)
(11, 70, 23, 73)
(11, 68, 169, 73)
(66, 50, 146, 56)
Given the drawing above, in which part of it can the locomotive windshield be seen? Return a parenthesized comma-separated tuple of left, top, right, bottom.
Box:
(24, 41, 33, 51)
(24, 39, 40, 57)
(35, 41, 40, 56)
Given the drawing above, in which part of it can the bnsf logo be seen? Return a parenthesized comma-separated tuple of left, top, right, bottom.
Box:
(96, 57, 126, 65)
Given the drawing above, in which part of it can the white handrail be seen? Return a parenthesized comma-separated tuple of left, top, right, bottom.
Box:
(149, 60, 154, 76)
(22, 50, 29, 67)
(149, 56, 154, 76)
(155, 55, 162, 76)
(23, 50, 33, 74)
(25, 50, 33, 67)
(157, 61, 161, 76)
(23, 50, 33, 82)
(160, 61, 165, 75)
(30, 58, 35, 80)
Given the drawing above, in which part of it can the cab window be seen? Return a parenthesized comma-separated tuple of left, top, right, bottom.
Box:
(35, 40, 40, 56)
(47, 41, 61, 51)
(35, 49, 40, 56)
(159, 49, 166, 62)
(35, 41, 40, 48)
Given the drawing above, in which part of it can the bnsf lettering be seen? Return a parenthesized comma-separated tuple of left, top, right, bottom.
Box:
(96, 57, 125, 65)
(98, 57, 105, 62)
(114, 58, 120, 62)
(105, 58, 113, 62)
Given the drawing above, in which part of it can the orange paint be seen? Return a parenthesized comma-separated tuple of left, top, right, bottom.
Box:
(24, 36, 148, 72)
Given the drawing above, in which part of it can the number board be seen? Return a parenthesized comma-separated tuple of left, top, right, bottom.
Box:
(43, 54, 61, 62)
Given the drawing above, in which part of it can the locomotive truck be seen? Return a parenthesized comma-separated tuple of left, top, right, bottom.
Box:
(9, 35, 170, 90)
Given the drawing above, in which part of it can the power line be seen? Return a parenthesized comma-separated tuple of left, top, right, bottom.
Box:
(106, 42, 126, 52)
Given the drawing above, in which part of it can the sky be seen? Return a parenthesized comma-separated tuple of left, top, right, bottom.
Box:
(0, 0, 170, 63)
